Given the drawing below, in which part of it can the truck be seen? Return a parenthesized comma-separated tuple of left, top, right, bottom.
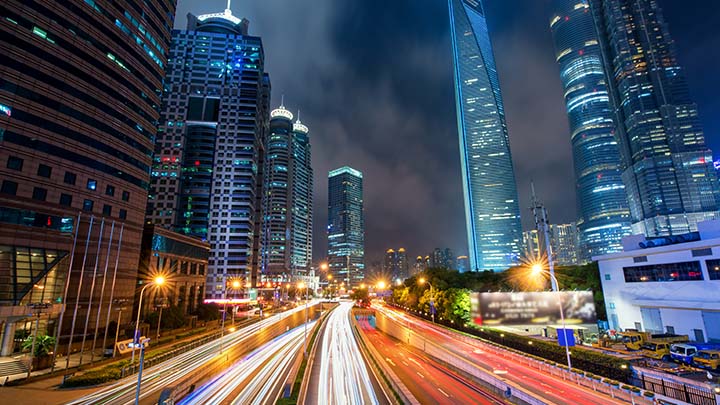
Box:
(619, 330, 688, 351)
(670, 343, 720, 364)
(641, 342, 676, 361)
(694, 350, 720, 371)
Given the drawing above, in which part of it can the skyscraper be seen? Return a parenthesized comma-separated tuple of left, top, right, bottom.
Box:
(260, 103, 313, 282)
(147, 5, 270, 298)
(327, 166, 364, 287)
(550, 0, 632, 262)
(590, 0, 720, 237)
(448, 0, 523, 272)
(0, 0, 175, 354)
(383, 248, 409, 281)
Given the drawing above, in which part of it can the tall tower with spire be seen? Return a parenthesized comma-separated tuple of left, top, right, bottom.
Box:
(448, 0, 523, 271)
(146, 1, 271, 297)
(260, 101, 313, 282)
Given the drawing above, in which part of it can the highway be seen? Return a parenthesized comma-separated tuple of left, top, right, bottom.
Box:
(65, 304, 315, 405)
(376, 304, 624, 405)
(306, 301, 389, 405)
(357, 315, 506, 405)
(178, 321, 314, 405)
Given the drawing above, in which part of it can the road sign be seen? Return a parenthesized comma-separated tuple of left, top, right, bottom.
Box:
(557, 328, 576, 347)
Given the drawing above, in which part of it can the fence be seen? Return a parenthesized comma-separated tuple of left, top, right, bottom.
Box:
(634, 374, 717, 405)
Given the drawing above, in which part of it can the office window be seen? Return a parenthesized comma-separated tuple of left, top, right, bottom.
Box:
(64, 171, 77, 185)
(7, 156, 23, 171)
(83, 199, 94, 212)
(604, 274, 611, 281)
(102, 204, 112, 216)
(105, 185, 115, 196)
(623, 261, 704, 283)
(32, 187, 47, 201)
(37, 164, 52, 178)
(87, 179, 97, 190)
(705, 259, 720, 280)
(119, 209, 127, 220)
(59, 193, 72, 206)
(1, 180, 18, 195)
(122, 190, 130, 201)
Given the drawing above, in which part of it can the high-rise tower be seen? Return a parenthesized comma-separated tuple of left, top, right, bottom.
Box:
(0, 0, 175, 354)
(550, 0, 632, 262)
(590, 0, 720, 237)
(327, 166, 364, 287)
(260, 103, 313, 282)
(448, 0, 523, 271)
(147, 5, 270, 298)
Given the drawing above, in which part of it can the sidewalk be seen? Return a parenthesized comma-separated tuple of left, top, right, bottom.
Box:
(0, 373, 97, 405)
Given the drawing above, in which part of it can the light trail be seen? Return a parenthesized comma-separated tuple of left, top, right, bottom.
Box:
(178, 322, 314, 405)
(66, 304, 314, 405)
(316, 301, 379, 405)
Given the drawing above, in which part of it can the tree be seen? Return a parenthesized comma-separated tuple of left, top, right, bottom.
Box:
(22, 335, 56, 357)
(194, 302, 220, 321)
(350, 288, 370, 306)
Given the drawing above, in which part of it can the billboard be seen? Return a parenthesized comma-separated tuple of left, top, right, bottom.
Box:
(470, 291, 597, 326)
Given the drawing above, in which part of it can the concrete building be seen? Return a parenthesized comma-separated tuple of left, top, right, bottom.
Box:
(596, 221, 720, 342)
(383, 248, 410, 282)
(327, 166, 364, 287)
(0, 0, 175, 356)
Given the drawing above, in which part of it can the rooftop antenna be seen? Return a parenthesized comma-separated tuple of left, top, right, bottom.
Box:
(280, 94, 285, 108)
(226, 0, 232, 12)
(297, 109, 301, 122)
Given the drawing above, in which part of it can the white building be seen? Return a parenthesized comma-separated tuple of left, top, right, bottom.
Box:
(595, 221, 720, 342)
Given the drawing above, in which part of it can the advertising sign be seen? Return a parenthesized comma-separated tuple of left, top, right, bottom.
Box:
(470, 291, 597, 326)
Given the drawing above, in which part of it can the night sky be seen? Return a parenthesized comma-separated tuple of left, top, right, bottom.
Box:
(175, 0, 720, 264)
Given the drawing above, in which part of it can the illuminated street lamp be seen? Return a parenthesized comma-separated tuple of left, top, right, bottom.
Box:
(221, 278, 243, 354)
(131, 275, 166, 364)
(418, 277, 435, 323)
(132, 275, 165, 405)
(531, 263, 572, 372)
(376, 280, 387, 290)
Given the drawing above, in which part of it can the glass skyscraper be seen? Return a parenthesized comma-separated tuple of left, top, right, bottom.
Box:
(590, 0, 720, 237)
(147, 6, 270, 298)
(448, 0, 523, 271)
(327, 166, 364, 286)
(550, 0, 632, 262)
(260, 103, 313, 282)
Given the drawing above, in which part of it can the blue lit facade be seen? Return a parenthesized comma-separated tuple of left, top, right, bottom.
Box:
(590, 0, 720, 237)
(327, 167, 364, 286)
(260, 105, 313, 281)
(550, 0, 631, 262)
(448, 0, 522, 271)
(147, 8, 271, 298)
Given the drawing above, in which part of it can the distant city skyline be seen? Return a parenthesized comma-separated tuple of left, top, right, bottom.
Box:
(174, 0, 720, 264)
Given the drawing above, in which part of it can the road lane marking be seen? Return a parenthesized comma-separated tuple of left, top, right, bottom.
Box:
(402, 361, 409, 367)
(385, 358, 396, 367)
(416, 372, 425, 379)
(438, 388, 450, 397)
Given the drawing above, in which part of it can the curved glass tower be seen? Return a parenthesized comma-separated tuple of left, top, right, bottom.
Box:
(550, 0, 631, 261)
(448, 0, 522, 271)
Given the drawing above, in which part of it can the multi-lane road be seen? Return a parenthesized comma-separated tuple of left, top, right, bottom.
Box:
(357, 315, 506, 405)
(376, 304, 624, 405)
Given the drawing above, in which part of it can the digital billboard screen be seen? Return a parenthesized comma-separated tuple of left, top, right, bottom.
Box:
(470, 291, 597, 326)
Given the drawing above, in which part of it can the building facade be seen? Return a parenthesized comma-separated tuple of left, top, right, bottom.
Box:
(146, 7, 270, 299)
(448, 0, 523, 272)
(327, 166, 364, 287)
(596, 220, 720, 342)
(523, 224, 580, 266)
(550, 0, 632, 262)
(138, 225, 208, 318)
(590, 0, 720, 237)
(0, 0, 175, 356)
(383, 248, 409, 282)
(260, 104, 313, 282)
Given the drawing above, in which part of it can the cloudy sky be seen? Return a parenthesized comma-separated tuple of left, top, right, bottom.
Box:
(175, 0, 720, 264)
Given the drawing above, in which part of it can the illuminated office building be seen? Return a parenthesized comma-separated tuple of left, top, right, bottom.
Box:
(448, 0, 523, 271)
(327, 166, 364, 286)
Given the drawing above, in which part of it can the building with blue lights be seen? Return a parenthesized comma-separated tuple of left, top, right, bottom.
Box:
(327, 166, 364, 286)
(550, 0, 632, 262)
(448, 0, 523, 271)
(260, 104, 313, 282)
(590, 0, 720, 237)
(147, 6, 271, 298)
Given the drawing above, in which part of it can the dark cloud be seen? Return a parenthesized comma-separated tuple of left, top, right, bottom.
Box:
(175, 0, 720, 264)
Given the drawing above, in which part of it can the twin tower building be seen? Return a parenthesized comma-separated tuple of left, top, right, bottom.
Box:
(450, 0, 720, 271)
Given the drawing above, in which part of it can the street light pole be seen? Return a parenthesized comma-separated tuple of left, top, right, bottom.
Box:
(131, 276, 165, 364)
(418, 278, 435, 323)
(548, 271, 572, 371)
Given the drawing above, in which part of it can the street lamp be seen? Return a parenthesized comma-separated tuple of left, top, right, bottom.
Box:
(418, 277, 435, 323)
(221, 278, 243, 355)
(531, 263, 572, 372)
(131, 275, 165, 364)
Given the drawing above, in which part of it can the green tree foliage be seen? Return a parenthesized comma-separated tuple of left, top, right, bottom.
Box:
(194, 302, 220, 321)
(146, 305, 187, 330)
(22, 334, 56, 357)
(350, 288, 370, 306)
